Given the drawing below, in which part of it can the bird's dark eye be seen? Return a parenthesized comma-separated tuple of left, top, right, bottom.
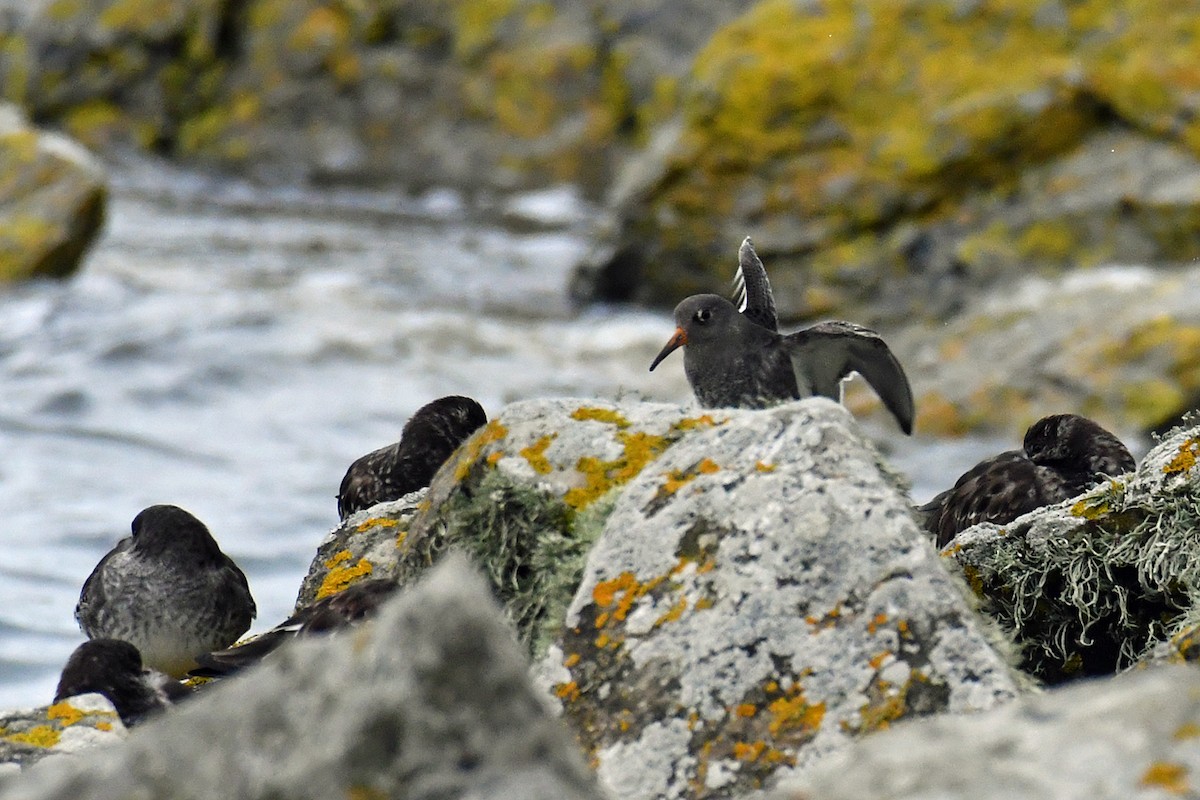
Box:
(694, 308, 711, 324)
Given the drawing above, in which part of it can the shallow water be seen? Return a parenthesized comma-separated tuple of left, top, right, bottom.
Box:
(0, 159, 985, 711)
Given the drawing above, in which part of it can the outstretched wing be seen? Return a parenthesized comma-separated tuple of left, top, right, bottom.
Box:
(784, 321, 915, 434)
(731, 237, 778, 332)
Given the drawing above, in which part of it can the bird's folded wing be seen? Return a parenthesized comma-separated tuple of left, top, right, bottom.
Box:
(785, 321, 915, 434)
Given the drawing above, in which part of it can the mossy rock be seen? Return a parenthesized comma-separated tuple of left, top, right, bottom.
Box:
(577, 0, 1200, 322)
(399, 398, 728, 658)
(946, 422, 1200, 684)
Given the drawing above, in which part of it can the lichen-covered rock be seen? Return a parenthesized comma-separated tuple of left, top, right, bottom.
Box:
(893, 262, 1200, 437)
(539, 398, 1021, 800)
(2, 0, 743, 192)
(574, 0, 1200, 323)
(0, 555, 606, 800)
(401, 398, 727, 656)
(0, 694, 124, 771)
(944, 420, 1200, 684)
(293, 491, 424, 610)
(0, 103, 106, 281)
(773, 664, 1200, 800)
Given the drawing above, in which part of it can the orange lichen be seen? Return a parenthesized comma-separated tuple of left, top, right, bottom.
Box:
(563, 652, 581, 668)
(591, 571, 667, 622)
(96, 721, 113, 732)
(5, 725, 60, 748)
(755, 461, 776, 472)
(868, 651, 891, 670)
(732, 740, 765, 761)
(735, 703, 758, 718)
(316, 551, 374, 599)
(555, 681, 581, 702)
(1140, 761, 1191, 794)
(355, 517, 401, 533)
(45, 702, 86, 727)
(675, 414, 723, 431)
(570, 406, 631, 428)
(486, 451, 504, 466)
(767, 689, 825, 737)
(867, 613, 889, 634)
(453, 420, 508, 481)
(1174, 722, 1200, 740)
(655, 597, 688, 626)
(805, 605, 842, 628)
(519, 434, 557, 475)
(565, 431, 672, 508)
(1164, 438, 1200, 474)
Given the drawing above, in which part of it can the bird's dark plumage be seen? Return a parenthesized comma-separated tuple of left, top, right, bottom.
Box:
(919, 414, 1136, 547)
(54, 639, 189, 727)
(337, 395, 487, 519)
(649, 238, 915, 434)
(191, 578, 399, 677)
(75, 505, 256, 677)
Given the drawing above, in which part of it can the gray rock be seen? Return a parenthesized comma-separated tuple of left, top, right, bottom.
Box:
(0, 555, 605, 800)
(892, 257, 1200, 437)
(293, 491, 425, 610)
(0, 694, 125, 771)
(539, 398, 1021, 799)
(773, 665, 1200, 800)
(945, 420, 1200, 683)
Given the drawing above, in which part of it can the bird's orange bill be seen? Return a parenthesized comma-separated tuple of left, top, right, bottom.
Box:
(649, 327, 687, 371)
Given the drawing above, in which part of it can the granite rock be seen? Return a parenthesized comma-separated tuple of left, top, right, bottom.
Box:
(0, 555, 605, 800)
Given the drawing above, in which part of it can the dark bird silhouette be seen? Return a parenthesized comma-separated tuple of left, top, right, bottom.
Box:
(919, 413, 1136, 547)
(191, 578, 399, 678)
(54, 639, 189, 727)
(75, 505, 256, 677)
(649, 238, 915, 434)
(337, 395, 487, 519)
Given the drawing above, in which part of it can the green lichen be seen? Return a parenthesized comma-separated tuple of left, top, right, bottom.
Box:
(967, 479, 1200, 683)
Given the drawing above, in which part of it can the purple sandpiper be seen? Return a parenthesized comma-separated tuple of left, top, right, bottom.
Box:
(337, 395, 487, 519)
(919, 413, 1136, 547)
(54, 638, 190, 727)
(650, 238, 915, 434)
(75, 505, 256, 677)
(191, 577, 399, 677)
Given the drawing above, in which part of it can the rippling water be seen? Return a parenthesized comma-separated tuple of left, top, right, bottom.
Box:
(0, 159, 988, 711)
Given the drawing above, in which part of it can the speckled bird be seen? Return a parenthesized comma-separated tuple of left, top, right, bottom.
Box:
(918, 414, 1136, 547)
(337, 395, 487, 519)
(75, 505, 256, 677)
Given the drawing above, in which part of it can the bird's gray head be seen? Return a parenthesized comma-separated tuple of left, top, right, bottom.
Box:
(1023, 414, 1135, 477)
(131, 504, 223, 561)
(649, 294, 741, 371)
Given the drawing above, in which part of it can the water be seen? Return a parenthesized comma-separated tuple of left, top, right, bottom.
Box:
(0, 159, 982, 711)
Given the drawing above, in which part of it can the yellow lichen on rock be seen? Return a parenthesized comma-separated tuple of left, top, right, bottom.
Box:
(1139, 761, 1191, 794)
(1164, 438, 1200, 475)
(5, 725, 61, 748)
(316, 550, 373, 599)
(564, 430, 672, 509)
(518, 434, 557, 475)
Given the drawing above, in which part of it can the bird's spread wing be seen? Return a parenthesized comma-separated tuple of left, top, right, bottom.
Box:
(785, 321, 915, 434)
(731, 237, 778, 332)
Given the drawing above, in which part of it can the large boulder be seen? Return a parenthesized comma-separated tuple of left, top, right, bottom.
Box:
(538, 398, 1019, 799)
(2, 0, 744, 193)
(0, 103, 105, 281)
(573, 1, 1200, 324)
(774, 665, 1200, 800)
(892, 262, 1200, 436)
(943, 419, 1200, 683)
(0, 555, 606, 800)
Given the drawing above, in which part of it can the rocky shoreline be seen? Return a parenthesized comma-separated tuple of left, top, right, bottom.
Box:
(1, 396, 1198, 798)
